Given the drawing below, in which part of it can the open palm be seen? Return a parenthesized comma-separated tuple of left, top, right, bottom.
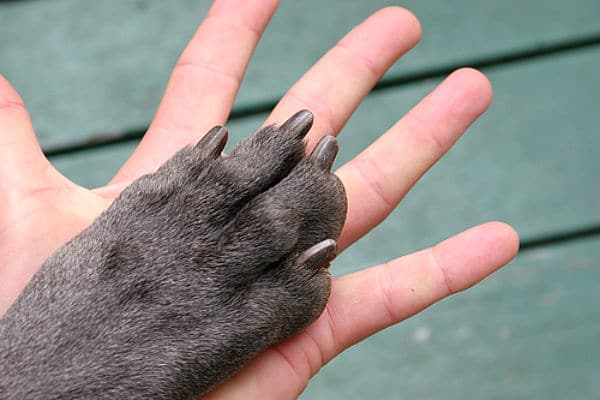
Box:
(0, 1, 519, 399)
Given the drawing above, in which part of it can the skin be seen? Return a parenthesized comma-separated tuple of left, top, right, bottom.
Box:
(0, 1, 519, 399)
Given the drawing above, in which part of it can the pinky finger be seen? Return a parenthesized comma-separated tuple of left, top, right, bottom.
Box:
(278, 222, 519, 384)
(323, 221, 520, 353)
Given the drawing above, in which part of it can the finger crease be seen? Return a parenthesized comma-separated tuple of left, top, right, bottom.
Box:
(299, 328, 325, 377)
(347, 156, 395, 209)
(322, 303, 340, 358)
(334, 42, 381, 81)
(376, 264, 398, 324)
(0, 100, 26, 114)
(271, 344, 306, 388)
(173, 61, 241, 88)
(403, 110, 448, 152)
(429, 247, 454, 296)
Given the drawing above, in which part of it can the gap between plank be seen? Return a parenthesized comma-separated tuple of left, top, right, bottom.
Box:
(42, 32, 600, 157)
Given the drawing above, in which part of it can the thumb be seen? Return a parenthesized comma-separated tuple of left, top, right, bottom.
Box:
(0, 75, 53, 186)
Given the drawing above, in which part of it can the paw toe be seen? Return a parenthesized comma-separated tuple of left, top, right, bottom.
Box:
(222, 110, 315, 198)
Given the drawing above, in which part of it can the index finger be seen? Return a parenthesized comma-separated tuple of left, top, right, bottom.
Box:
(111, 0, 279, 184)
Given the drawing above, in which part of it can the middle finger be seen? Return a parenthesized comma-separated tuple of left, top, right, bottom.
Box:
(266, 7, 422, 149)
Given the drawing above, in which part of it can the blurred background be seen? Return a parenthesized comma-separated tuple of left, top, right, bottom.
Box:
(0, 0, 598, 398)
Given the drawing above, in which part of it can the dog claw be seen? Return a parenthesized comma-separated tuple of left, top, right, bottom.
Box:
(196, 125, 229, 158)
(279, 109, 314, 140)
(297, 239, 338, 270)
(310, 136, 338, 171)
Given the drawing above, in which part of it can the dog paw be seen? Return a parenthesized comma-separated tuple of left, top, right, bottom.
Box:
(0, 110, 347, 399)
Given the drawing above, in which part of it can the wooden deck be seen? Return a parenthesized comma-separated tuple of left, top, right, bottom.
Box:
(1, 0, 598, 398)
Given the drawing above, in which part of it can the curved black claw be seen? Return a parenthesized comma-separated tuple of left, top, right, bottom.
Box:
(195, 125, 229, 158)
(279, 109, 314, 140)
(310, 135, 338, 171)
(297, 239, 338, 271)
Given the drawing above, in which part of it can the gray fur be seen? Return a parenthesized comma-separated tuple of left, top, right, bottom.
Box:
(0, 110, 347, 399)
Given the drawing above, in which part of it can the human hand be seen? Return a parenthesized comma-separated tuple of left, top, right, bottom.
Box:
(0, 0, 519, 398)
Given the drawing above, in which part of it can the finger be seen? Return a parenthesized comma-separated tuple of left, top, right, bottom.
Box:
(336, 68, 493, 250)
(265, 7, 422, 149)
(111, 0, 280, 184)
(321, 221, 519, 356)
(0, 75, 52, 186)
(204, 222, 519, 400)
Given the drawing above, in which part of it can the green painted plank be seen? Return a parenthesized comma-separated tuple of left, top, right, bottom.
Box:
(302, 236, 600, 399)
(36, 9, 600, 398)
(333, 45, 600, 257)
(53, 46, 600, 249)
(0, 0, 598, 143)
